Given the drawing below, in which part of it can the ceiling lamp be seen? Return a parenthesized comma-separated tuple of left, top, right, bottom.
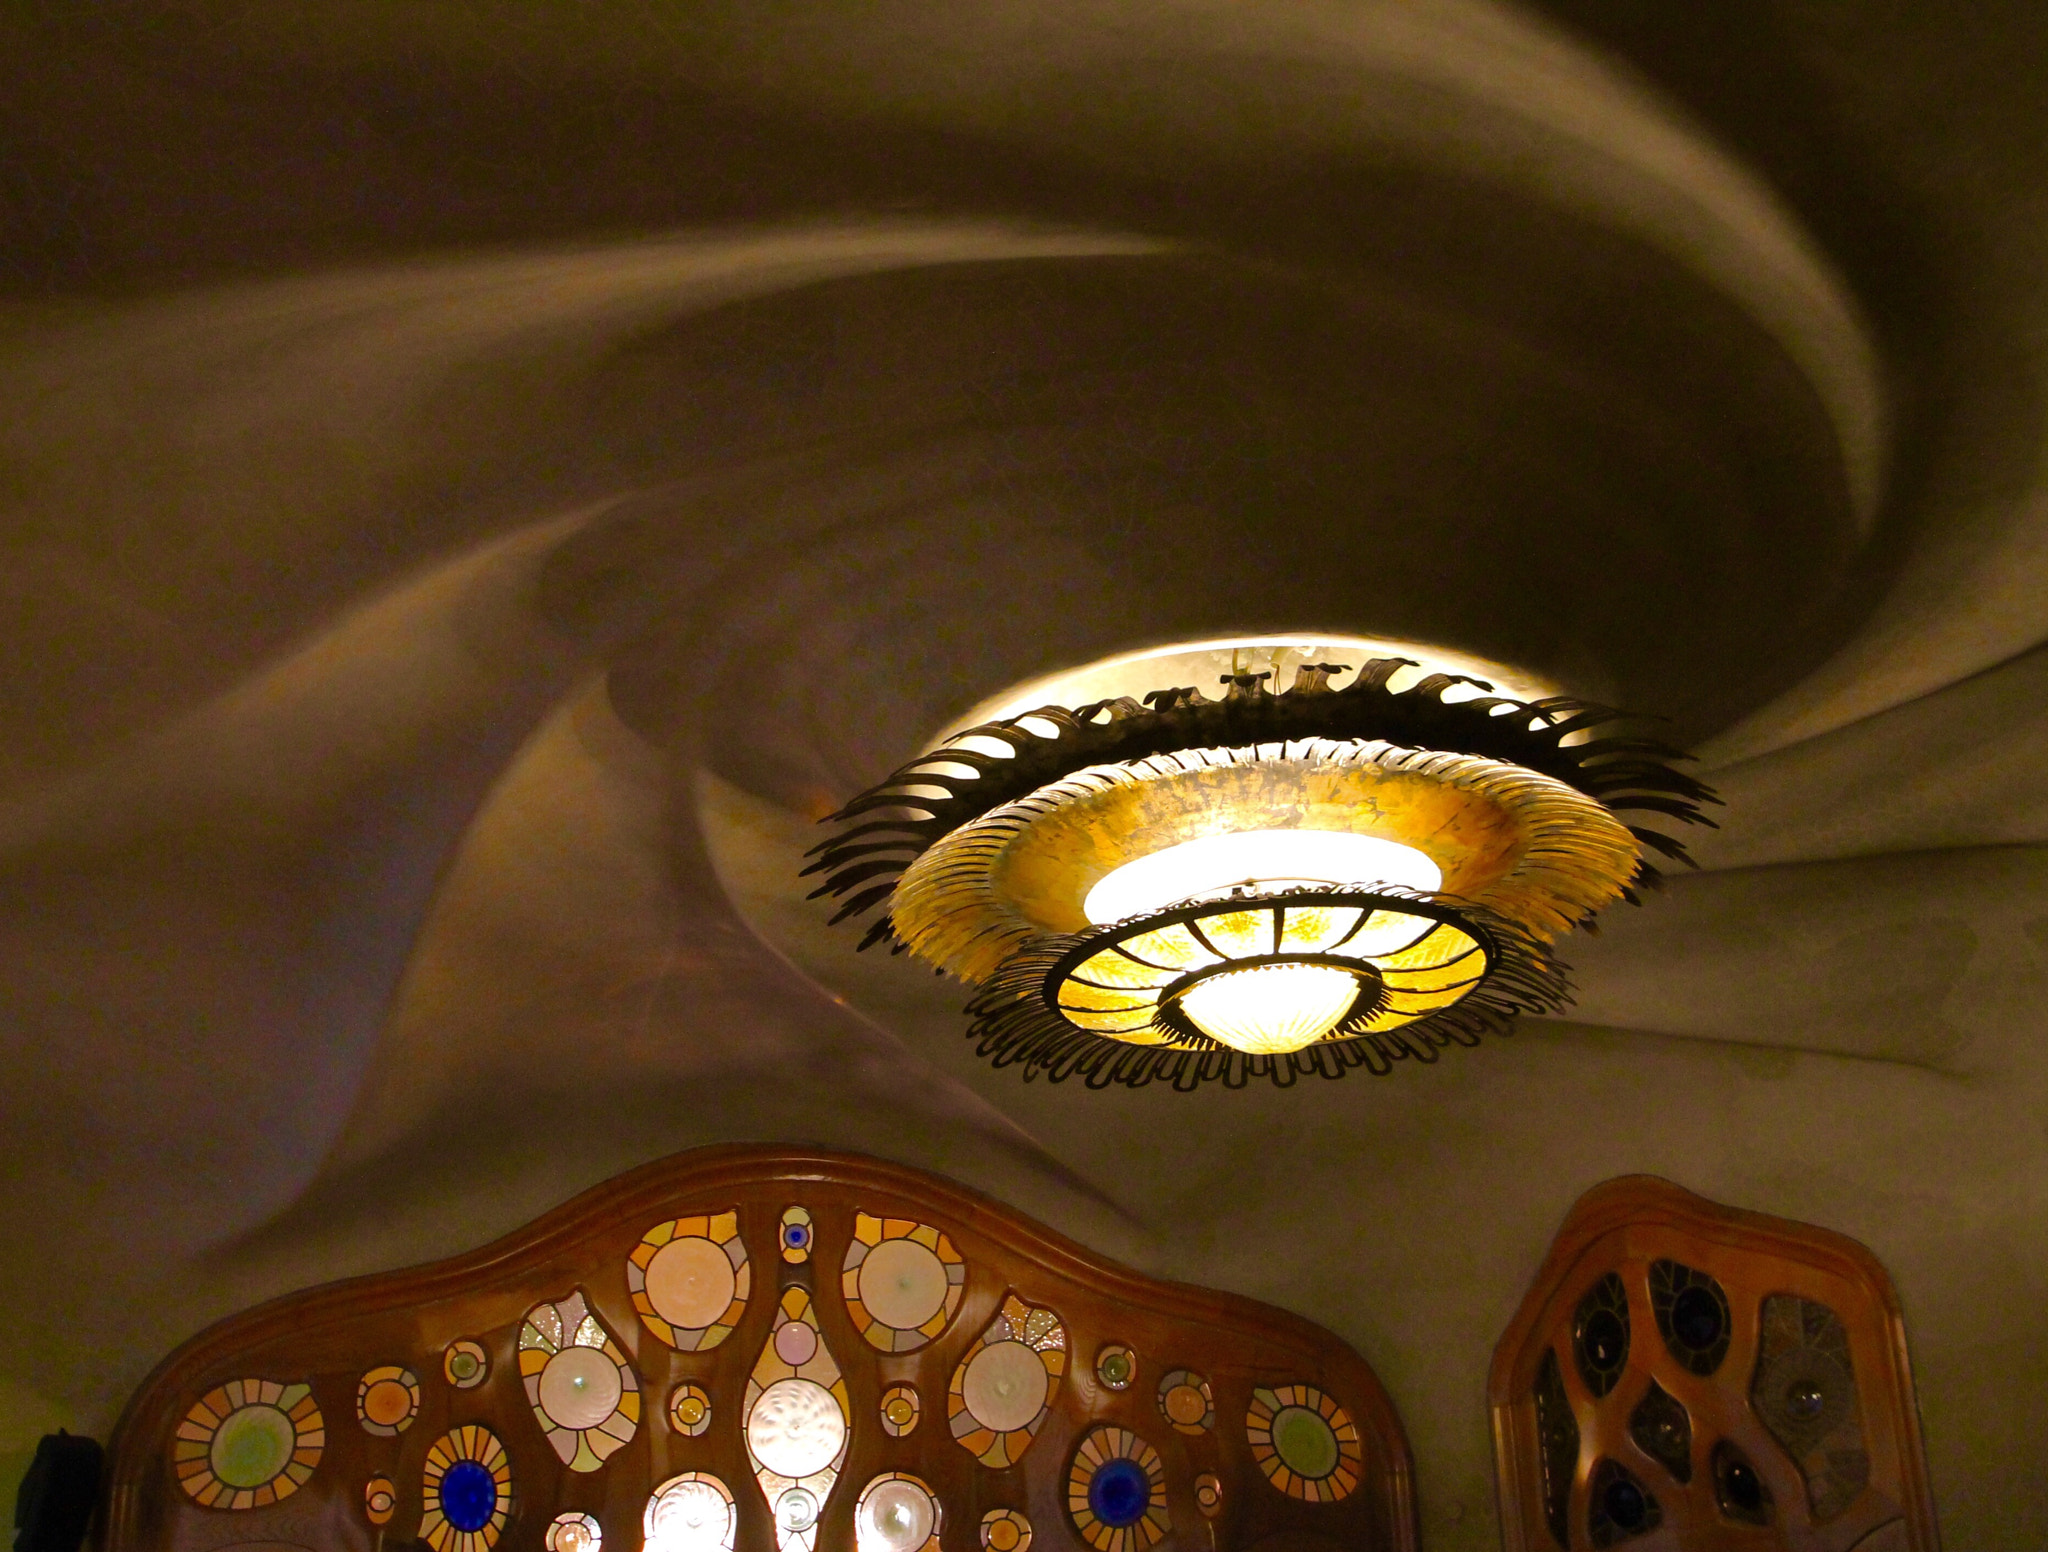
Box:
(806, 657, 1718, 1089)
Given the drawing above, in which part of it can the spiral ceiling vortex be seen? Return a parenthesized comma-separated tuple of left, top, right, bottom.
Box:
(4, 3, 2048, 1541)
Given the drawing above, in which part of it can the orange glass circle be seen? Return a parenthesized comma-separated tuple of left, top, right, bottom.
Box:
(363, 1380, 412, 1428)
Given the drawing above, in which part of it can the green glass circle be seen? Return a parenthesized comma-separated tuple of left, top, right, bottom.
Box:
(1097, 1348, 1132, 1388)
(210, 1404, 295, 1489)
(1270, 1405, 1339, 1480)
(450, 1351, 480, 1379)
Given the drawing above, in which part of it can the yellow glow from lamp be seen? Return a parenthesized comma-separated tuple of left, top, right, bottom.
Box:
(1173, 963, 1365, 1054)
(1083, 829, 1442, 924)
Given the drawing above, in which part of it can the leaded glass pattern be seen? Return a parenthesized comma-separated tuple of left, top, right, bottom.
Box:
(1625, 1379, 1691, 1484)
(948, 1293, 1066, 1469)
(1156, 1369, 1213, 1435)
(518, 1290, 640, 1472)
(1493, 1177, 1936, 1550)
(1711, 1440, 1772, 1526)
(744, 1286, 850, 1552)
(628, 1211, 750, 1351)
(115, 1152, 1418, 1552)
(1064, 1427, 1168, 1552)
(1572, 1272, 1630, 1399)
(419, 1425, 512, 1552)
(356, 1365, 420, 1436)
(840, 1212, 965, 1352)
(1751, 1294, 1869, 1523)
(1648, 1259, 1730, 1376)
(853, 1471, 943, 1552)
(174, 1380, 324, 1510)
(645, 1473, 736, 1552)
(1244, 1383, 1361, 1503)
(1586, 1457, 1660, 1547)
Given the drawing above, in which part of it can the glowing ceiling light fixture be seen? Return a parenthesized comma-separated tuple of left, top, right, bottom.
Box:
(1082, 829, 1442, 925)
(806, 647, 1718, 1089)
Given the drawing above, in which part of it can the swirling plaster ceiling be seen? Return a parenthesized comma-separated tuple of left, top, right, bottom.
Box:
(2, 3, 2045, 1546)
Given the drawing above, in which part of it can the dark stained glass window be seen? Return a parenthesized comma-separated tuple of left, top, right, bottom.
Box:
(1648, 1259, 1730, 1376)
(1572, 1272, 1631, 1399)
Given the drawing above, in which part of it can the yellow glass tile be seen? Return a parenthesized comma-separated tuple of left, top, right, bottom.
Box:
(1191, 907, 1274, 958)
(1375, 921, 1483, 971)
(1115, 923, 1217, 971)
(1276, 904, 1363, 953)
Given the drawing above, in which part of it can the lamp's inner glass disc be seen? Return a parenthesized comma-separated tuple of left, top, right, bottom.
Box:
(1083, 829, 1441, 925)
(1173, 963, 1365, 1054)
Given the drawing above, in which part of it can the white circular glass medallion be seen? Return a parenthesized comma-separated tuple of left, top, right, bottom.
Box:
(747, 1378, 847, 1479)
(776, 1488, 820, 1533)
(539, 1346, 623, 1431)
(647, 1477, 733, 1552)
(858, 1478, 938, 1552)
(858, 1238, 950, 1330)
(961, 1341, 1047, 1434)
(644, 1237, 737, 1330)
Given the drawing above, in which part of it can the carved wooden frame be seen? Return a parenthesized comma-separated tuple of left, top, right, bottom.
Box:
(104, 1145, 1417, 1550)
(1489, 1175, 1938, 1551)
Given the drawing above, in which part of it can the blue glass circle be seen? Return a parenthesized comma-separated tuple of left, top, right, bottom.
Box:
(440, 1459, 498, 1533)
(784, 1224, 809, 1247)
(1671, 1286, 1723, 1350)
(1603, 1475, 1646, 1531)
(1089, 1458, 1151, 1528)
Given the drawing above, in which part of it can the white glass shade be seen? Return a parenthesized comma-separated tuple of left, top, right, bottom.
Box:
(1083, 829, 1442, 925)
(1174, 963, 1365, 1054)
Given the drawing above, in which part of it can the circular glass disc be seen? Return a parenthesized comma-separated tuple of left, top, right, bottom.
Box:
(861, 1479, 937, 1551)
(858, 1239, 950, 1330)
(747, 1378, 846, 1478)
(645, 1237, 738, 1330)
(961, 1341, 1047, 1433)
(1271, 1405, 1341, 1479)
(774, 1321, 819, 1366)
(650, 1479, 733, 1550)
(210, 1404, 294, 1489)
(1087, 1459, 1151, 1527)
(539, 1346, 623, 1431)
(440, 1459, 499, 1533)
(362, 1379, 412, 1428)
(776, 1488, 820, 1533)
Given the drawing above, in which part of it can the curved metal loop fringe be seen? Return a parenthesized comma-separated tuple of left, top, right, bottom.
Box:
(805, 657, 1720, 950)
(961, 889, 1572, 1091)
